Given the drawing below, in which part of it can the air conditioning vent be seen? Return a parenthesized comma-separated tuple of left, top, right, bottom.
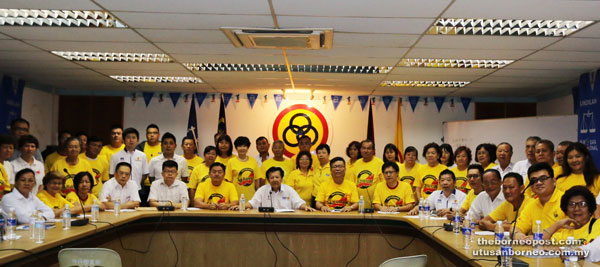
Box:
(221, 27, 333, 50)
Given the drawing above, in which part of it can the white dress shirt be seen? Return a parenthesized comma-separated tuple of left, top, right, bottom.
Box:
(492, 162, 515, 179)
(248, 184, 305, 210)
(467, 191, 505, 220)
(147, 179, 189, 204)
(581, 237, 600, 262)
(512, 159, 531, 179)
(109, 148, 149, 189)
(1, 190, 54, 224)
(99, 178, 141, 203)
(254, 155, 271, 168)
(11, 157, 44, 195)
(427, 189, 467, 211)
(3, 160, 14, 184)
(148, 154, 189, 182)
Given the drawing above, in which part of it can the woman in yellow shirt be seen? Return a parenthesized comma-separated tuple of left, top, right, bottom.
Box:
(37, 172, 82, 218)
(65, 172, 105, 212)
(284, 151, 315, 206)
(440, 143, 454, 168)
(556, 142, 600, 198)
(450, 146, 472, 193)
(345, 141, 361, 181)
(382, 143, 400, 164)
(215, 135, 235, 165)
(475, 143, 497, 170)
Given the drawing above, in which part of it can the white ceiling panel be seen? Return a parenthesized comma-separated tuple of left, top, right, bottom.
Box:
(385, 74, 483, 81)
(0, 60, 81, 69)
(449, 87, 535, 97)
(505, 60, 600, 71)
(0, 28, 146, 42)
(489, 69, 583, 78)
(113, 12, 274, 30)
(444, 0, 600, 21)
(477, 76, 574, 84)
(137, 29, 229, 43)
(129, 83, 213, 91)
(273, 0, 450, 18)
(155, 43, 282, 55)
(291, 73, 384, 80)
(524, 51, 600, 62)
(416, 35, 559, 50)
(95, 69, 193, 77)
(334, 33, 419, 48)
(171, 54, 285, 64)
(78, 62, 188, 71)
(285, 47, 408, 58)
(0, 51, 64, 61)
(27, 41, 162, 53)
(0, 40, 39, 51)
(285, 56, 399, 66)
(389, 67, 494, 76)
(0, 33, 11, 39)
(1, 0, 100, 10)
(546, 38, 600, 52)
(277, 16, 434, 34)
(375, 87, 457, 95)
(406, 48, 534, 60)
(200, 72, 289, 80)
(97, 0, 271, 14)
(571, 23, 600, 38)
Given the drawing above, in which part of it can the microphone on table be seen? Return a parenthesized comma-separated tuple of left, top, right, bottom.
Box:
(259, 190, 274, 212)
(156, 200, 175, 211)
(63, 169, 89, 226)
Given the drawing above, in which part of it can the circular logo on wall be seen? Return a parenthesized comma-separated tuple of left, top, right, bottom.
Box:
(272, 104, 329, 158)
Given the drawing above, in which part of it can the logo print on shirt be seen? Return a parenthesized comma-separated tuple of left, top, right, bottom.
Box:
(208, 193, 225, 203)
(422, 175, 439, 195)
(400, 176, 415, 186)
(327, 191, 348, 209)
(356, 170, 374, 189)
(237, 168, 255, 187)
(384, 195, 403, 206)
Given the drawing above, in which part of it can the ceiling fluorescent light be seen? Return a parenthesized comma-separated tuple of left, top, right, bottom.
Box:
(52, 51, 172, 62)
(428, 18, 593, 37)
(110, 76, 201, 83)
(400, 58, 513, 69)
(0, 9, 127, 27)
(381, 81, 470, 88)
(184, 63, 392, 74)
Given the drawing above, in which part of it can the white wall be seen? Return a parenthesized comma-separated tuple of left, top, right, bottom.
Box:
(21, 87, 58, 149)
(124, 94, 474, 160)
(537, 94, 574, 116)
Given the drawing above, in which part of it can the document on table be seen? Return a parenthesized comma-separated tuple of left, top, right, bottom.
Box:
(378, 211, 400, 214)
(275, 209, 295, 213)
(105, 209, 136, 212)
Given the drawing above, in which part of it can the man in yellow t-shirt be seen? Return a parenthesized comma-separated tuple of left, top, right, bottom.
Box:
(182, 136, 203, 179)
(313, 144, 332, 197)
(188, 146, 217, 200)
(44, 130, 72, 173)
(260, 141, 294, 180)
(481, 172, 533, 231)
(373, 162, 415, 212)
(194, 162, 239, 210)
(100, 125, 125, 163)
(316, 157, 359, 212)
(83, 136, 107, 196)
(290, 136, 319, 170)
(225, 136, 260, 200)
(351, 140, 383, 208)
(515, 163, 566, 239)
(136, 124, 162, 188)
(50, 137, 95, 196)
(459, 164, 485, 215)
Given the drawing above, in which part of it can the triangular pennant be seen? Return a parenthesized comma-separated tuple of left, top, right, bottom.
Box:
(461, 97, 472, 112)
(382, 96, 393, 111)
(195, 92, 207, 108)
(169, 92, 181, 107)
(222, 93, 232, 108)
(358, 95, 369, 111)
(142, 92, 154, 107)
(408, 96, 419, 112)
(247, 93, 258, 109)
(434, 96, 445, 112)
(331, 95, 342, 110)
(274, 94, 283, 109)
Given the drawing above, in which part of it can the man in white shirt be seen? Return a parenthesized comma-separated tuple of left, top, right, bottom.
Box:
(254, 136, 270, 167)
(512, 136, 540, 179)
(100, 162, 141, 209)
(149, 132, 188, 183)
(148, 160, 188, 209)
(1, 169, 54, 224)
(467, 169, 505, 223)
(9, 118, 43, 163)
(11, 135, 44, 195)
(492, 142, 514, 179)
(109, 128, 149, 190)
(239, 166, 314, 211)
(427, 169, 467, 217)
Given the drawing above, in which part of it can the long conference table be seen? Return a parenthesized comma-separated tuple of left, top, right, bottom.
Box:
(0, 209, 598, 267)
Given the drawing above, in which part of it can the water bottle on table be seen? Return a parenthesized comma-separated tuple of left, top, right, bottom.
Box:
(463, 216, 472, 249)
(423, 199, 430, 219)
(6, 208, 17, 240)
(91, 199, 99, 222)
(34, 213, 45, 243)
(114, 198, 121, 216)
(418, 197, 424, 220)
(533, 220, 542, 253)
(500, 231, 513, 267)
(358, 195, 365, 213)
(452, 201, 460, 234)
(62, 204, 71, 230)
(495, 221, 504, 242)
(239, 194, 246, 212)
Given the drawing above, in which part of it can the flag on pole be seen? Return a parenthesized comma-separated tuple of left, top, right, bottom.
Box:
(218, 94, 227, 135)
(187, 97, 197, 138)
(394, 98, 404, 163)
(367, 97, 375, 141)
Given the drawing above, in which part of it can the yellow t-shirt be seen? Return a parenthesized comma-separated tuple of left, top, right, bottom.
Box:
(45, 152, 66, 174)
(483, 162, 497, 170)
(37, 189, 72, 209)
(216, 155, 235, 166)
(194, 181, 238, 204)
(188, 163, 210, 189)
(373, 181, 415, 207)
(291, 153, 320, 171)
(489, 197, 534, 223)
(0, 163, 11, 192)
(260, 158, 294, 180)
(315, 179, 359, 210)
(524, 164, 566, 199)
(100, 144, 125, 162)
(185, 155, 204, 178)
(352, 157, 384, 208)
(553, 162, 563, 176)
(313, 164, 331, 197)
(284, 169, 315, 205)
(552, 218, 600, 244)
(142, 142, 162, 186)
(516, 189, 566, 235)
(556, 173, 600, 197)
(65, 191, 99, 206)
(49, 158, 95, 196)
(398, 162, 421, 189)
(450, 166, 470, 193)
(345, 160, 357, 182)
(461, 189, 479, 211)
(81, 155, 107, 196)
(225, 156, 260, 200)
(414, 163, 448, 199)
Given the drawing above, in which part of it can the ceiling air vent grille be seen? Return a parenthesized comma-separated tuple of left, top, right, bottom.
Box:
(221, 27, 333, 50)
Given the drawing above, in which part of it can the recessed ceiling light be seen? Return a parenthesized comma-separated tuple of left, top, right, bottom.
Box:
(381, 81, 470, 88)
(110, 76, 201, 83)
(184, 63, 392, 74)
(52, 51, 172, 62)
(0, 9, 127, 27)
(428, 18, 593, 37)
(400, 58, 514, 69)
